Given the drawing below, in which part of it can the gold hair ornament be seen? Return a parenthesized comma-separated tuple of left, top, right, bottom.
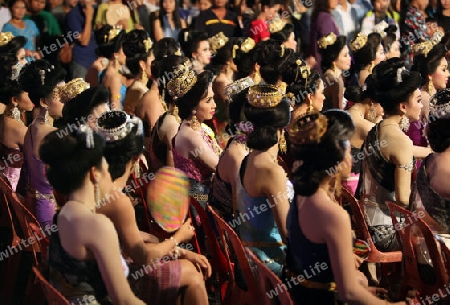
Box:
(166, 61, 197, 100)
(268, 15, 286, 33)
(0, 32, 14, 46)
(59, 78, 90, 103)
(294, 59, 311, 88)
(318, 32, 337, 49)
(289, 111, 328, 145)
(247, 84, 283, 108)
(144, 37, 153, 52)
(350, 33, 368, 52)
(224, 77, 254, 102)
(232, 37, 256, 58)
(411, 30, 444, 57)
(105, 25, 123, 43)
(280, 45, 285, 57)
(373, 21, 389, 38)
(95, 110, 144, 142)
(208, 32, 229, 54)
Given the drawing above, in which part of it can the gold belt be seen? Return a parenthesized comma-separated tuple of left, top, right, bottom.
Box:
(286, 270, 337, 292)
(26, 185, 57, 206)
(192, 194, 209, 202)
(242, 241, 284, 248)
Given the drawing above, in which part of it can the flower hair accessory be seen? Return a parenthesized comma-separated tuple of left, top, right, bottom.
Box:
(350, 33, 368, 52)
(247, 84, 283, 108)
(96, 110, 144, 142)
(167, 61, 197, 100)
(318, 32, 337, 49)
(268, 15, 286, 33)
(0, 32, 14, 46)
(208, 32, 228, 54)
(224, 77, 254, 102)
(429, 89, 450, 119)
(144, 37, 153, 52)
(373, 21, 389, 38)
(289, 111, 328, 145)
(396, 67, 407, 83)
(78, 124, 95, 148)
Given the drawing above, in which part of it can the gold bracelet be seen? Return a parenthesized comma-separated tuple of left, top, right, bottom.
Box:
(112, 94, 121, 100)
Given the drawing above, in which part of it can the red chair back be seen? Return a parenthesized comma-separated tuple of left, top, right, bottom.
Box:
(343, 188, 402, 263)
(387, 202, 449, 298)
(209, 207, 261, 305)
(246, 249, 294, 305)
(32, 267, 70, 305)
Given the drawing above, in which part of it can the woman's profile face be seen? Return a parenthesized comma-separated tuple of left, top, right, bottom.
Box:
(45, 83, 66, 119)
(16, 48, 27, 66)
(195, 40, 211, 66)
(163, 0, 176, 13)
(311, 79, 325, 111)
(334, 45, 351, 71)
(431, 57, 449, 90)
(373, 44, 386, 66)
(404, 88, 423, 122)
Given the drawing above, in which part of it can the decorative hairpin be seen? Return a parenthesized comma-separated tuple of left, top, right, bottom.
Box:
(78, 124, 95, 148)
(208, 32, 228, 54)
(411, 30, 444, 57)
(294, 59, 311, 87)
(373, 21, 389, 38)
(106, 25, 122, 43)
(429, 89, 450, 119)
(350, 33, 368, 52)
(39, 70, 45, 85)
(11, 62, 22, 81)
(396, 67, 406, 83)
(289, 111, 328, 145)
(144, 37, 153, 52)
(166, 61, 197, 100)
(318, 32, 337, 49)
(96, 110, 144, 142)
(247, 84, 283, 108)
(268, 15, 286, 33)
(224, 77, 254, 102)
(59, 78, 90, 103)
(0, 32, 14, 46)
(280, 45, 285, 57)
(232, 37, 256, 58)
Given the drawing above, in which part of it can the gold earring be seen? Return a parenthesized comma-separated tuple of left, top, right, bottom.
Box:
(368, 63, 373, 74)
(278, 131, 287, 154)
(333, 63, 338, 76)
(254, 69, 261, 84)
(190, 110, 200, 131)
(428, 79, 435, 94)
(134, 161, 140, 178)
(308, 100, 314, 113)
(141, 69, 148, 85)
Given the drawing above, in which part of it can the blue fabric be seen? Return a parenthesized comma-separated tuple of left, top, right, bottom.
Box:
(162, 15, 181, 40)
(65, 3, 97, 69)
(2, 19, 39, 61)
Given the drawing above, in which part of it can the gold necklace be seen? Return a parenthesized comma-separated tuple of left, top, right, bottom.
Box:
(267, 150, 278, 164)
(70, 200, 96, 214)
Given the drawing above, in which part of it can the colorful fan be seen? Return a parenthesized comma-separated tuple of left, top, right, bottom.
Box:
(147, 167, 190, 233)
(353, 239, 371, 259)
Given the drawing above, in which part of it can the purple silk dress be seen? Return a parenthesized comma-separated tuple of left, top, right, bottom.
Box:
(23, 125, 57, 228)
(405, 121, 427, 169)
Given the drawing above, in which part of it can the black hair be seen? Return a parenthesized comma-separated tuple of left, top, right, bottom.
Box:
(94, 25, 126, 59)
(99, 112, 144, 180)
(319, 35, 347, 72)
(244, 98, 291, 150)
(0, 53, 20, 82)
(8, 0, 24, 10)
(18, 59, 66, 104)
(39, 129, 105, 195)
(0, 36, 27, 55)
(176, 70, 214, 120)
(254, 39, 291, 85)
(370, 58, 422, 115)
(344, 74, 378, 103)
(228, 87, 248, 125)
(291, 110, 355, 196)
(209, 38, 236, 75)
(382, 25, 398, 54)
(270, 23, 294, 45)
(62, 86, 110, 126)
(232, 38, 257, 79)
(427, 90, 450, 152)
(122, 30, 153, 77)
(155, 55, 189, 106)
(153, 37, 181, 61)
(0, 54, 23, 105)
(411, 44, 447, 87)
(280, 53, 322, 105)
(352, 32, 382, 71)
(158, 0, 182, 30)
(178, 30, 209, 59)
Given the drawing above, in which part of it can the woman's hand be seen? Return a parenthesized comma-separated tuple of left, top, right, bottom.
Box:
(182, 251, 212, 279)
(174, 218, 195, 243)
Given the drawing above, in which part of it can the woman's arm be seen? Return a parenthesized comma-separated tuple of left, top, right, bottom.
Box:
(391, 136, 414, 206)
(188, 133, 220, 171)
(108, 74, 123, 110)
(153, 19, 164, 41)
(87, 216, 145, 305)
(137, 90, 165, 130)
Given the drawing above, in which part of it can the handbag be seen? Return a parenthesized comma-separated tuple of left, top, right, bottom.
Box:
(58, 43, 73, 64)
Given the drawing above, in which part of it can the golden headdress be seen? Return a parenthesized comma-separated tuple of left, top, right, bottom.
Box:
(104, 25, 123, 43)
(224, 77, 254, 102)
(289, 112, 328, 145)
(268, 16, 286, 33)
(247, 84, 283, 108)
(232, 37, 255, 58)
(59, 78, 90, 103)
(411, 30, 444, 57)
(208, 32, 229, 54)
(350, 33, 368, 52)
(96, 110, 144, 142)
(318, 32, 337, 49)
(167, 61, 197, 100)
(0, 32, 14, 46)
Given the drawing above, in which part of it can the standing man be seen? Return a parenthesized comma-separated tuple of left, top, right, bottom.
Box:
(65, 0, 97, 80)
